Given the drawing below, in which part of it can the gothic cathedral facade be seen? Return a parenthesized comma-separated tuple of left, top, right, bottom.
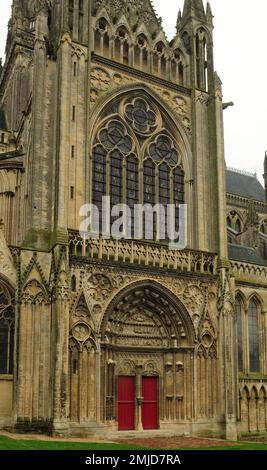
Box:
(0, 0, 267, 440)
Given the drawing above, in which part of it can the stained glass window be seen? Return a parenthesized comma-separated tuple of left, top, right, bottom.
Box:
(91, 96, 185, 243)
(235, 299, 243, 372)
(248, 299, 260, 373)
(125, 99, 156, 133)
(159, 163, 170, 241)
(0, 283, 14, 375)
(110, 150, 123, 226)
(126, 155, 139, 238)
(149, 135, 178, 165)
(99, 121, 132, 154)
(143, 159, 156, 239)
(92, 145, 106, 231)
(173, 167, 185, 233)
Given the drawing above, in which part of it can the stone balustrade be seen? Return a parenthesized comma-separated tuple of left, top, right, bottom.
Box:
(69, 232, 217, 275)
(230, 260, 267, 284)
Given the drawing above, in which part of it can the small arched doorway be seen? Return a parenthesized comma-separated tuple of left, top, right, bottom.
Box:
(100, 281, 195, 431)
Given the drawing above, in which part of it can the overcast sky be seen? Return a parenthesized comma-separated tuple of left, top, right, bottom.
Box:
(0, 0, 266, 182)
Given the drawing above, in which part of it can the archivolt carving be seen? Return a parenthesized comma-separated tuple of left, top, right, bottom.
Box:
(100, 280, 196, 348)
(71, 264, 218, 335)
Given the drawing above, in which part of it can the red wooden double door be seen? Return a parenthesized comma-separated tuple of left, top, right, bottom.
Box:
(118, 376, 158, 431)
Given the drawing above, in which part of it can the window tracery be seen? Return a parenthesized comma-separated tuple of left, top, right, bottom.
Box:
(115, 27, 130, 65)
(125, 99, 156, 134)
(149, 135, 178, 166)
(0, 281, 15, 375)
(99, 120, 133, 154)
(153, 42, 167, 78)
(171, 49, 185, 85)
(227, 211, 243, 245)
(95, 17, 110, 56)
(195, 28, 209, 91)
(248, 299, 260, 373)
(134, 34, 149, 71)
(235, 297, 243, 372)
(91, 95, 185, 242)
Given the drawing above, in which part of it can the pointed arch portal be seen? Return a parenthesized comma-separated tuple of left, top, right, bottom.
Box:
(100, 281, 196, 430)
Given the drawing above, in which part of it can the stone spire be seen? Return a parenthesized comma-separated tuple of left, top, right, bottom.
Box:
(182, 0, 206, 21)
(176, 8, 182, 32)
(206, 2, 213, 25)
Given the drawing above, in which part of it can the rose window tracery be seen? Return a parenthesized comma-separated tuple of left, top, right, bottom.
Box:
(99, 120, 133, 154)
(125, 98, 156, 134)
(149, 135, 178, 165)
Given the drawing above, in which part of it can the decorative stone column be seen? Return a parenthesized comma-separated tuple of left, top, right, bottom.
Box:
(136, 397, 144, 431)
(136, 365, 143, 430)
(217, 268, 238, 440)
(166, 396, 174, 421)
(52, 247, 70, 436)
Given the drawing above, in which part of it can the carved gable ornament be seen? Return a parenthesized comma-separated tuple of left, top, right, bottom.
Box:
(0, 230, 16, 284)
(94, 0, 161, 34)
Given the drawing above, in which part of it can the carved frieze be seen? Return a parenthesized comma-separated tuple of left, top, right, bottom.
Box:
(70, 264, 218, 342)
(90, 66, 192, 136)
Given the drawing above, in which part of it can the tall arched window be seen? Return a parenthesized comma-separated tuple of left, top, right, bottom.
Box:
(171, 49, 185, 85)
(248, 299, 260, 373)
(173, 167, 185, 234)
(0, 281, 15, 375)
(134, 34, 149, 71)
(235, 298, 243, 372)
(91, 95, 185, 242)
(235, 219, 242, 234)
(195, 29, 208, 91)
(110, 149, 123, 228)
(153, 42, 167, 79)
(94, 18, 110, 57)
(126, 155, 139, 237)
(68, 0, 74, 35)
(78, 0, 84, 42)
(92, 145, 106, 232)
(115, 27, 129, 65)
(227, 212, 242, 245)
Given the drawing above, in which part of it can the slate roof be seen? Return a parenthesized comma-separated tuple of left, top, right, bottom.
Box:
(226, 168, 265, 202)
(228, 243, 267, 266)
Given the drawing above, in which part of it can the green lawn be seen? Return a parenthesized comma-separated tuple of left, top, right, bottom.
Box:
(0, 436, 146, 451)
(0, 435, 267, 451)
